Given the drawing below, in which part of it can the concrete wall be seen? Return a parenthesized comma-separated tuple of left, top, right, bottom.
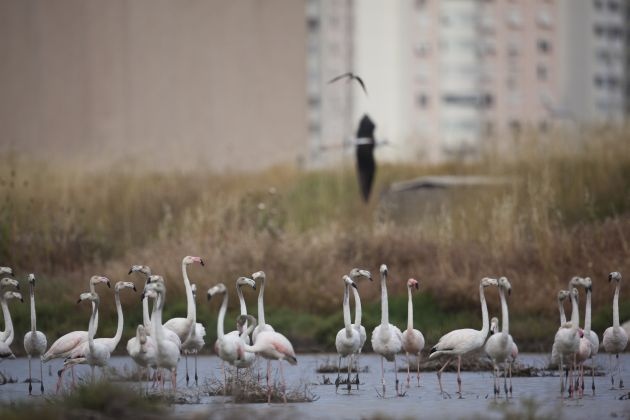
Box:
(0, 0, 308, 171)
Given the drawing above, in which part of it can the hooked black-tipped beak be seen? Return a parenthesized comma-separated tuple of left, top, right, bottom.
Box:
(414, 283, 419, 290)
(19, 297, 23, 303)
(508, 288, 511, 296)
(252, 284, 257, 290)
(140, 292, 145, 301)
(351, 282, 358, 289)
(106, 280, 111, 288)
(15, 283, 20, 291)
(128, 269, 133, 275)
(76, 298, 82, 304)
(132, 285, 137, 292)
(608, 274, 612, 282)
(207, 293, 212, 301)
(199, 259, 205, 266)
(586, 285, 592, 292)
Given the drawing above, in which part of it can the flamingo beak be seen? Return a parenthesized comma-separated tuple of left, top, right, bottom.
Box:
(199, 258, 205, 266)
(76, 298, 82, 304)
(132, 285, 137, 292)
(128, 269, 133, 275)
(252, 284, 257, 290)
(351, 282, 358, 289)
(106, 280, 111, 288)
(414, 282, 419, 290)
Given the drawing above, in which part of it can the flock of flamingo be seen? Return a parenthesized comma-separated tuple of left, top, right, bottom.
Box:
(0, 259, 627, 403)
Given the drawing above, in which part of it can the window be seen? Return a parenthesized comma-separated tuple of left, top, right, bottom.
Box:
(307, 17, 320, 32)
(417, 94, 429, 108)
(509, 120, 522, 134)
(537, 39, 551, 54)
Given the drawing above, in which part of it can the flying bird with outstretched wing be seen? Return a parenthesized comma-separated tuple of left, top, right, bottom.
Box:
(328, 72, 368, 96)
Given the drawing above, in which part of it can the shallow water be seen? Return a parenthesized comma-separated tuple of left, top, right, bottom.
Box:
(1, 353, 629, 419)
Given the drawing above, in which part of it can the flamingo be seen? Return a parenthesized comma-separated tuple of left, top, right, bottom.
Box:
(144, 280, 181, 391)
(74, 292, 109, 381)
(43, 275, 110, 392)
(23, 274, 47, 395)
(0, 291, 22, 361)
(551, 287, 581, 398)
(371, 264, 403, 397)
(490, 317, 519, 397)
(402, 278, 425, 389)
(126, 324, 156, 392)
(484, 276, 514, 398)
(429, 277, 497, 398)
(334, 275, 360, 393)
(144, 276, 182, 348)
(0, 277, 20, 342)
(251, 270, 275, 383)
(603, 271, 628, 389)
(226, 277, 257, 371)
(348, 267, 371, 386)
(239, 315, 297, 404)
(63, 281, 136, 374)
(162, 256, 204, 344)
(181, 283, 206, 386)
(570, 276, 599, 395)
(0, 267, 13, 278)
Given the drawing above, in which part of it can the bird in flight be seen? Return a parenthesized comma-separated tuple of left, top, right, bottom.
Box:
(328, 72, 368, 96)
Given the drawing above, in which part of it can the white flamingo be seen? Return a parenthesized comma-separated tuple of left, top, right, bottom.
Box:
(0, 277, 20, 342)
(163, 256, 204, 344)
(252, 271, 275, 342)
(484, 276, 514, 398)
(371, 264, 403, 397)
(429, 277, 497, 397)
(551, 287, 580, 398)
(43, 275, 110, 392)
(226, 277, 257, 370)
(240, 315, 297, 404)
(144, 275, 182, 348)
(334, 275, 360, 393)
(402, 278, 425, 389)
(126, 324, 156, 391)
(23, 274, 48, 395)
(603, 271, 628, 389)
(348, 267, 371, 386)
(144, 280, 181, 391)
(0, 291, 22, 361)
(75, 292, 109, 381)
(490, 317, 519, 397)
(570, 276, 599, 395)
(63, 281, 136, 371)
(181, 283, 206, 386)
(0, 267, 13, 276)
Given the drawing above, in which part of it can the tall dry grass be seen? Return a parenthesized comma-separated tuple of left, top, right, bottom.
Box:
(1, 126, 630, 350)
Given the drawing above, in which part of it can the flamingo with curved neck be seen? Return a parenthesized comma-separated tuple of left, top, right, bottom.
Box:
(0, 277, 20, 343)
(0, 291, 22, 361)
(603, 272, 628, 389)
(252, 271, 275, 342)
(371, 264, 403, 397)
(401, 278, 425, 389)
(484, 277, 514, 398)
(227, 277, 256, 370)
(23, 274, 47, 395)
(163, 256, 204, 344)
(430, 277, 497, 397)
(334, 275, 360, 393)
(552, 286, 580, 398)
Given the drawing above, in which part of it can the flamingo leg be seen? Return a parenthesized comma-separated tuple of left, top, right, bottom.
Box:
(172, 368, 177, 391)
(221, 361, 226, 397)
(185, 353, 189, 386)
(456, 355, 463, 398)
(279, 361, 287, 404)
(394, 357, 401, 396)
(508, 361, 513, 397)
(503, 364, 508, 399)
(591, 359, 595, 395)
(416, 353, 421, 387)
(437, 357, 452, 395)
(347, 355, 352, 393)
(266, 359, 272, 404)
(28, 356, 33, 395)
(559, 354, 565, 397)
(55, 367, 65, 394)
(355, 353, 360, 390)
(492, 363, 499, 397)
(194, 352, 199, 387)
(335, 355, 341, 393)
(406, 352, 411, 389)
(380, 356, 386, 397)
(619, 354, 624, 389)
(39, 358, 45, 394)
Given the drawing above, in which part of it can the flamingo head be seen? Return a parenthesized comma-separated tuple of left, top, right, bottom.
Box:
(343, 275, 357, 289)
(557, 290, 570, 301)
(76, 291, 98, 305)
(570, 287, 579, 303)
(27, 273, 36, 286)
(0, 267, 13, 276)
(252, 271, 266, 282)
(490, 317, 499, 334)
(2, 290, 22, 303)
(0, 277, 19, 290)
(183, 255, 205, 266)
(480, 277, 498, 288)
(237, 314, 257, 333)
(115, 281, 136, 292)
(407, 278, 419, 290)
(498, 276, 512, 296)
(609, 271, 622, 283)
(146, 275, 164, 285)
(236, 276, 256, 290)
(207, 283, 227, 301)
(90, 275, 111, 288)
(349, 268, 372, 281)
(379, 264, 388, 277)
(142, 280, 165, 300)
(128, 265, 151, 277)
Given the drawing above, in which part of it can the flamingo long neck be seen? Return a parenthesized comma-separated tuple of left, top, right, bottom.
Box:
(407, 287, 414, 331)
(142, 297, 151, 330)
(569, 292, 579, 331)
(0, 298, 13, 344)
(479, 285, 489, 338)
(499, 288, 509, 336)
(584, 289, 592, 334)
(352, 287, 362, 327)
(182, 261, 195, 322)
(613, 282, 621, 329)
(88, 299, 99, 354)
(237, 284, 247, 316)
(89, 282, 99, 332)
(343, 284, 353, 338)
(257, 277, 267, 328)
(111, 290, 124, 347)
(380, 273, 389, 327)
(217, 292, 227, 339)
(558, 297, 567, 325)
(29, 284, 36, 334)
(153, 292, 166, 347)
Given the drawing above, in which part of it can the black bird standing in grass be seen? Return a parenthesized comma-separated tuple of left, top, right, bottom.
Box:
(355, 114, 376, 202)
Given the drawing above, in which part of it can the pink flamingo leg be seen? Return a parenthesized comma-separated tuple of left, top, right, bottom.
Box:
(279, 361, 287, 404)
(437, 357, 452, 395)
(456, 355, 463, 398)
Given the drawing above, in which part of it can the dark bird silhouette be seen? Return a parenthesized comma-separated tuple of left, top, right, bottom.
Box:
(355, 114, 376, 202)
(328, 72, 368, 96)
